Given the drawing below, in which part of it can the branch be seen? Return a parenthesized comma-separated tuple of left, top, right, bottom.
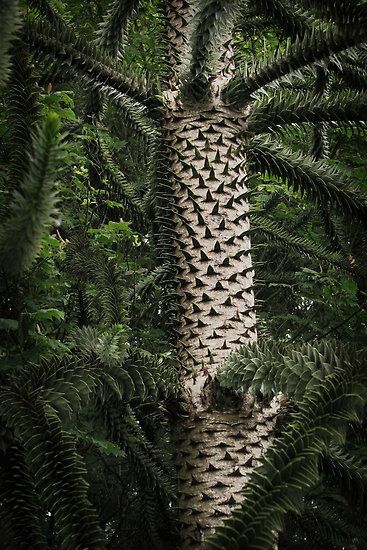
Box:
(25, 21, 158, 108)
(245, 138, 367, 223)
(223, 25, 367, 106)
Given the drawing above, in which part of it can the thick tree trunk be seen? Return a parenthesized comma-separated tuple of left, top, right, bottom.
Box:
(163, 3, 278, 547)
(163, 96, 279, 547)
(163, 95, 255, 405)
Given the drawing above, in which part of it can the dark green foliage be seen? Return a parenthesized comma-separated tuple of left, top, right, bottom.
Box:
(6, 49, 41, 189)
(182, 0, 241, 101)
(96, 0, 142, 56)
(0, 0, 21, 86)
(247, 0, 312, 39)
(223, 25, 367, 106)
(246, 138, 367, 222)
(0, 112, 62, 274)
(209, 342, 367, 549)
(251, 212, 346, 267)
(248, 91, 367, 135)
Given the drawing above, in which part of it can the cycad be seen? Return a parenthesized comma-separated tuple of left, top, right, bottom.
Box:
(1, 0, 367, 549)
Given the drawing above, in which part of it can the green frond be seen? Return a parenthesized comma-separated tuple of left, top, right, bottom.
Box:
(7, 48, 41, 189)
(248, 90, 367, 135)
(208, 356, 367, 549)
(218, 340, 354, 401)
(0, 0, 21, 86)
(0, 390, 105, 549)
(182, 0, 241, 101)
(0, 112, 62, 275)
(27, 0, 66, 26)
(296, 0, 367, 27)
(248, 0, 313, 38)
(321, 446, 367, 505)
(94, 257, 128, 326)
(25, 21, 156, 108)
(96, 0, 142, 57)
(0, 442, 47, 550)
(106, 92, 159, 144)
(123, 409, 176, 498)
(251, 212, 346, 267)
(223, 26, 367, 106)
(245, 138, 367, 222)
(330, 60, 367, 92)
(285, 495, 358, 549)
(12, 355, 97, 418)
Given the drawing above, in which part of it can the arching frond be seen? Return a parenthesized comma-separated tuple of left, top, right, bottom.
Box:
(0, 389, 105, 549)
(27, 0, 66, 27)
(25, 21, 156, 108)
(0, 0, 21, 85)
(6, 49, 41, 189)
(0, 442, 47, 550)
(248, 0, 313, 39)
(218, 340, 353, 400)
(182, 0, 242, 101)
(251, 212, 346, 267)
(209, 347, 367, 549)
(245, 138, 367, 222)
(0, 113, 62, 275)
(248, 90, 367, 134)
(96, 0, 142, 57)
(296, 0, 367, 27)
(321, 446, 367, 505)
(223, 26, 367, 106)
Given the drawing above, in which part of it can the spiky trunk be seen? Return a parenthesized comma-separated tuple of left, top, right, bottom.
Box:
(163, 2, 278, 547)
(162, 94, 279, 547)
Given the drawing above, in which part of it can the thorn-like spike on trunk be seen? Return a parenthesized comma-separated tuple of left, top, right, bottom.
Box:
(206, 265, 217, 276)
(204, 156, 211, 170)
(205, 189, 215, 202)
(212, 201, 220, 215)
(209, 167, 216, 180)
(225, 195, 234, 208)
(204, 226, 213, 238)
(213, 241, 221, 252)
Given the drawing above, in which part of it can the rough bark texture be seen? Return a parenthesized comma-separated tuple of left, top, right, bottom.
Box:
(163, 95, 256, 407)
(163, 2, 279, 547)
(173, 400, 280, 548)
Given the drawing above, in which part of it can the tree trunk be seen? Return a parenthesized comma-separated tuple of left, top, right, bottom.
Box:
(163, 3, 279, 547)
(162, 95, 279, 547)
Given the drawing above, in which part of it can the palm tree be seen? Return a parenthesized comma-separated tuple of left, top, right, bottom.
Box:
(2, 0, 367, 548)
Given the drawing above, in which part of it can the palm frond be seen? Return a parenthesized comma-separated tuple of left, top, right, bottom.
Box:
(245, 138, 367, 222)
